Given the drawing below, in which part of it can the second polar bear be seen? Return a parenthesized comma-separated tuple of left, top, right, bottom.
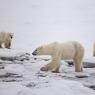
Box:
(0, 32, 13, 49)
(32, 41, 84, 73)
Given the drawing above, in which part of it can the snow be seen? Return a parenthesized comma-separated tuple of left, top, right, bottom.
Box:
(0, 51, 94, 95)
(0, 78, 95, 95)
(5, 64, 26, 75)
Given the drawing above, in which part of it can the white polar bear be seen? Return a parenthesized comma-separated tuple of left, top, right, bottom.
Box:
(0, 32, 13, 49)
(32, 41, 84, 73)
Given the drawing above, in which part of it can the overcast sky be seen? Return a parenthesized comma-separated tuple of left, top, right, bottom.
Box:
(0, 0, 95, 56)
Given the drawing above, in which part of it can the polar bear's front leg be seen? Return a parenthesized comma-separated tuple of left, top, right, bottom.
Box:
(40, 46, 62, 73)
(40, 62, 60, 73)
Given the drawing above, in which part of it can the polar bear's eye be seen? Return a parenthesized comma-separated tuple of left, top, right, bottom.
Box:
(11, 36, 12, 39)
(35, 49, 37, 52)
(10, 35, 13, 39)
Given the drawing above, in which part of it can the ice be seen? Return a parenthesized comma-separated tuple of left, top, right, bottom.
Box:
(0, 51, 94, 95)
(0, 79, 95, 95)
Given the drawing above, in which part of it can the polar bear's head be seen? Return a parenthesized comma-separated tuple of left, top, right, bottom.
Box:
(32, 46, 45, 55)
(9, 33, 14, 39)
(32, 44, 53, 56)
(32, 42, 57, 56)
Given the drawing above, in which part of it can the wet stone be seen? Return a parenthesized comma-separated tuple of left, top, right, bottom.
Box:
(66, 60, 95, 68)
(36, 72, 47, 77)
(88, 85, 95, 90)
(0, 65, 4, 69)
(75, 74, 90, 78)
(83, 62, 95, 68)
(2, 78, 22, 82)
(85, 85, 95, 90)
(26, 82, 36, 88)
(65, 60, 74, 66)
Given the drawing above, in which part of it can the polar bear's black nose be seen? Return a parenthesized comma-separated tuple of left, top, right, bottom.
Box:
(32, 52, 37, 55)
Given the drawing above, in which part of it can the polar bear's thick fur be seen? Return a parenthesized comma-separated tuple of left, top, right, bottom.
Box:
(0, 32, 13, 49)
(32, 41, 84, 72)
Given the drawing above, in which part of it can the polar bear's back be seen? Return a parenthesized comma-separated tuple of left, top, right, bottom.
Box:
(60, 41, 84, 60)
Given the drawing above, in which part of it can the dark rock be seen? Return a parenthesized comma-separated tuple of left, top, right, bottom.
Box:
(34, 58, 37, 60)
(0, 52, 30, 62)
(2, 78, 22, 82)
(85, 85, 95, 90)
(36, 72, 47, 77)
(88, 85, 95, 90)
(15, 53, 30, 61)
(65, 60, 74, 66)
(75, 75, 89, 78)
(0, 56, 16, 61)
(0, 65, 4, 69)
(43, 59, 50, 61)
(83, 62, 95, 68)
(26, 82, 36, 88)
(8, 73, 23, 78)
(66, 60, 95, 68)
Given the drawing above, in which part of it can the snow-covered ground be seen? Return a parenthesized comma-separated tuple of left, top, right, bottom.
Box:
(0, 50, 95, 95)
(0, 79, 95, 95)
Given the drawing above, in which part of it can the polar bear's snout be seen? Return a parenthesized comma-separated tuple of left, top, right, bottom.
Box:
(32, 50, 37, 55)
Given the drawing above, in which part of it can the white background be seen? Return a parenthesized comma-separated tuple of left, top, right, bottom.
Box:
(0, 0, 95, 57)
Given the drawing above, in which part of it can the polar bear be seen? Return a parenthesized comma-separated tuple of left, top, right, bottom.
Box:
(32, 41, 84, 73)
(0, 32, 13, 49)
